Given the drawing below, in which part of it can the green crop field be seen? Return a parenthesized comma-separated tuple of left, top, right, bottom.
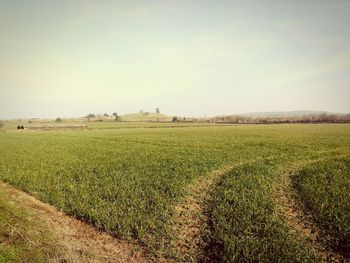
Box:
(0, 123, 349, 262)
(294, 156, 350, 253)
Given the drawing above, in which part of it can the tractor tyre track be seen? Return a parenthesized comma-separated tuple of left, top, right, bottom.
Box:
(275, 161, 349, 262)
(172, 166, 232, 262)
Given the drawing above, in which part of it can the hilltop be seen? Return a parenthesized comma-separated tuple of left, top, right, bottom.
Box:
(120, 112, 172, 122)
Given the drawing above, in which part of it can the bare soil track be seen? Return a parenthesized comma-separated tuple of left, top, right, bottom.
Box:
(275, 161, 349, 262)
(0, 181, 148, 263)
(173, 166, 232, 262)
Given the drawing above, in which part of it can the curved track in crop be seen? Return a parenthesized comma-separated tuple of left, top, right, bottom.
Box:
(172, 166, 232, 262)
(275, 161, 349, 262)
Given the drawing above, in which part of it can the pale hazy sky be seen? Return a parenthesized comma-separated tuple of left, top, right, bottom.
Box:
(1, 0, 349, 119)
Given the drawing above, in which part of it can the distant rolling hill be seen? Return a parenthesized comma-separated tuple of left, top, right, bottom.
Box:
(120, 113, 172, 122)
(211, 110, 350, 124)
(236, 111, 330, 118)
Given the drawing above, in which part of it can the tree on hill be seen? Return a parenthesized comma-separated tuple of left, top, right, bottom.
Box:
(55, 117, 62, 122)
(155, 108, 160, 114)
(86, 113, 95, 118)
(112, 112, 119, 121)
(103, 113, 109, 117)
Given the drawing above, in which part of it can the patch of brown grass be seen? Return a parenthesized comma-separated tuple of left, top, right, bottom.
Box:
(0, 181, 148, 263)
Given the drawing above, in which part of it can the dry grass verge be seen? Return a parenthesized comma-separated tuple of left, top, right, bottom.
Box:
(0, 181, 148, 263)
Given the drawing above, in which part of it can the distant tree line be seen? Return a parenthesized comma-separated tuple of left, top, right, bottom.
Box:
(84, 108, 160, 121)
(139, 108, 160, 115)
(84, 112, 120, 121)
(210, 113, 350, 124)
(85, 113, 96, 119)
